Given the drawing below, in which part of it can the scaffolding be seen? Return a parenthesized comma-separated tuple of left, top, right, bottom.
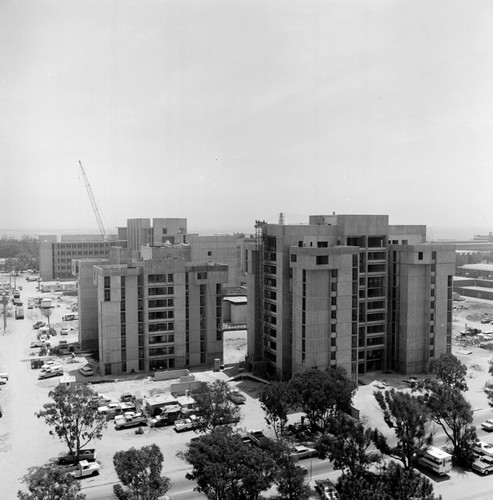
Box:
(254, 220, 266, 366)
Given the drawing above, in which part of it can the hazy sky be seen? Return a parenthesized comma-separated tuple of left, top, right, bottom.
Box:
(1, 0, 493, 235)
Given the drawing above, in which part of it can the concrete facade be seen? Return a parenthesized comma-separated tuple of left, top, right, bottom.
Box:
(90, 247, 228, 376)
(39, 234, 120, 280)
(188, 234, 246, 288)
(246, 214, 455, 381)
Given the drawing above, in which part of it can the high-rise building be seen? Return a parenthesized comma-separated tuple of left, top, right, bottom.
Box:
(78, 245, 228, 376)
(246, 214, 455, 381)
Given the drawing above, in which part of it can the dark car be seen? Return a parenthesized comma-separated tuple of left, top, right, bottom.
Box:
(33, 321, 46, 329)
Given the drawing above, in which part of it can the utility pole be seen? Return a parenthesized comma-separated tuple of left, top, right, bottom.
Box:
(1, 292, 9, 333)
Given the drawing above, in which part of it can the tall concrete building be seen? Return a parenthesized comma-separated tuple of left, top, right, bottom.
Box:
(78, 245, 228, 376)
(123, 218, 187, 251)
(246, 214, 455, 381)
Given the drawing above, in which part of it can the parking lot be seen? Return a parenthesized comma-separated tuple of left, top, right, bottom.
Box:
(0, 275, 274, 499)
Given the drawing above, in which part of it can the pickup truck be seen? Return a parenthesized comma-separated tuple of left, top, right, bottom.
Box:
(57, 449, 97, 465)
(472, 455, 493, 475)
(62, 460, 100, 478)
(174, 415, 199, 432)
(246, 429, 270, 448)
(114, 412, 148, 430)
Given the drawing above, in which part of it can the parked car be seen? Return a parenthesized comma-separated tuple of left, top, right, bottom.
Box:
(481, 319, 491, 324)
(315, 478, 340, 499)
(33, 321, 45, 329)
(473, 441, 493, 457)
(228, 389, 246, 404)
(79, 366, 94, 377)
(481, 419, 493, 432)
(60, 328, 69, 336)
(291, 445, 318, 460)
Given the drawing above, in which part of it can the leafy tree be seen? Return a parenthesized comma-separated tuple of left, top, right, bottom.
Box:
(316, 417, 387, 479)
(417, 380, 476, 467)
(113, 444, 170, 500)
(288, 368, 355, 433)
(193, 380, 241, 432)
(433, 353, 468, 391)
(266, 439, 311, 500)
(17, 465, 85, 500)
(36, 384, 107, 464)
(374, 389, 433, 470)
(373, 461, 442, 500)
(336, 462, 441, 500)
(184, 427, 277, 500)
(259, 381, 292, 438)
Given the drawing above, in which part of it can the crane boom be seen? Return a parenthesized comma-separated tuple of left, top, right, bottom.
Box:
(78, 161, 107, 241)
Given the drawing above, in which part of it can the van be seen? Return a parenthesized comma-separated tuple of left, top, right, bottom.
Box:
(47, 364, 63, 373)
(0, 372, 9, 380)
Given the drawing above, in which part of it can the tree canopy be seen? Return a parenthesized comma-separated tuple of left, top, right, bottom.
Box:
(193, 380, 241, 432)
(113, 444, 170, 500)
(17, 465, 85, 500)
(288, 367, 355, 432)
(433, 353, 468, 391)
(316, 416, 387, 479)
(259, 381, 292, 438)
(336, 461, 442, 500)
(36, 384, 107, 463)
(374, 389, 433, 469)
(185, 427, 277, 500)
(416, 380, 476, 467)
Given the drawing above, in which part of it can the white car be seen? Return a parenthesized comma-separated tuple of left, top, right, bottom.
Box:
(473, 441, 493, 457)
(60, 328, 69, 336)
(481, 419, 493, 432)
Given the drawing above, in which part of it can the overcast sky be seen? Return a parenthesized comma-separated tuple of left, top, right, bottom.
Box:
(1, 0, 493, 236)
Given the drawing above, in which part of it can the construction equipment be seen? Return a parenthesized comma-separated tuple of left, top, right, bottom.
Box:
(78, 161, 107, 241)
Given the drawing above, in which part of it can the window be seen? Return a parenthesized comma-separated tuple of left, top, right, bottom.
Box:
(207, 251, 212, 256)
(197, 272, 208, 280)
(104, 289, 111, 301)
(316, 255, 328, 265)
(331, 310, 337, 320)
(418, 252, 423, 260)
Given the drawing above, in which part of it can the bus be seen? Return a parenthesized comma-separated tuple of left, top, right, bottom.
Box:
(418, 446, 452, 475)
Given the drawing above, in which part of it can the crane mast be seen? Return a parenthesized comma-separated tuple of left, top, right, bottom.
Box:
(78, 161, 107, 241)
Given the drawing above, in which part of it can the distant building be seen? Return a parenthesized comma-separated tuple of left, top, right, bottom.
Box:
(39, 234, 121, 280)
(246, 214, 455, 381)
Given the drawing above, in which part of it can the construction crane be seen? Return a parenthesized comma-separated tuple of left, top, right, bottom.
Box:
(78, 161, 107, 241)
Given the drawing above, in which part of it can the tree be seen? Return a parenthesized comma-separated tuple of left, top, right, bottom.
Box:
(113, 444, 170, 500)
(372, 461, 442, 500)
(267, 439, 311, 500)
(433, 353, 468, 391)
(417, 380, 476, 467)
(288, 368, 355, 433)
(36, 384, 107, 464)
(335, 461, 442, 500)
(259, 381, 292, 438)
(17, 465, 85, 500)
(193, 380, 241, 432)
(316, 417, 387, 479)
(374, 389, 433, 470)
(184, 427, 277, 500)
